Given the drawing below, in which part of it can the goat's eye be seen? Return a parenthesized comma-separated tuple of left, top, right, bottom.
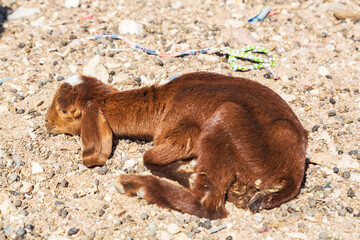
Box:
(59, 108, 67, 114)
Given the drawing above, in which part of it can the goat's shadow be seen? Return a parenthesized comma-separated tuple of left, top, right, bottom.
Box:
(0, 5, 10, 38)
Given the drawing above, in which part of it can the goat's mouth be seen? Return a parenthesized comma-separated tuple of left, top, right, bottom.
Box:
(46, 126, 56, 132)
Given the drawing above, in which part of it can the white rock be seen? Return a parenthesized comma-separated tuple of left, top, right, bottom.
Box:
(123, 159, 136, 169)
(32, 162, 44, 174)
(83, 55, 109, 82)
(65, 0, 80, 8)
(140, 75, 151, 86)
(158, 231, 173, 240)
(339, 154, 360, 169)
(118, 19, 144, 35)
(8, 8, 40, 20)
(167, 223, 181, 234)
(20, 182, 34, 193)
(318, 66, 330, 76)
(171, 1, 182, 9)
(310, 152, 338, 166)
(174, 232, 188, 240)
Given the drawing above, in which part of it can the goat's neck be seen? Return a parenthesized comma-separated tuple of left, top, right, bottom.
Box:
(102, 85, 167, 139)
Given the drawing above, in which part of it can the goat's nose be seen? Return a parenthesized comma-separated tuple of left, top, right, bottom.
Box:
(45, 118, 48, 122)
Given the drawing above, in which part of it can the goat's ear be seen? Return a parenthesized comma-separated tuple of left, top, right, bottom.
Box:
(81, 103, 112, 167)
(57, 83, 77, 110)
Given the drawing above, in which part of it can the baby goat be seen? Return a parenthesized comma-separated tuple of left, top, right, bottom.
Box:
(45, 72, 308, 219)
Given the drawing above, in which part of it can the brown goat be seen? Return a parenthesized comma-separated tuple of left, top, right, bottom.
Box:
(45, 72, 308, 219)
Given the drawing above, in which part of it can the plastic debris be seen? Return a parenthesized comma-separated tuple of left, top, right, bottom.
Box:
(248, 6, 271, 23)
(91, 33, 278, 76)
(81, 15, 93, 20)
(0, 77, 14, 85)
(169, 75, 181, 81)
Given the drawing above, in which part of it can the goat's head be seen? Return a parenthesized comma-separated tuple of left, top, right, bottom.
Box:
(45, 75, 113, 167)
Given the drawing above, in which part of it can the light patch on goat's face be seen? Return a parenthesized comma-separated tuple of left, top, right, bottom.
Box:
(65, 75, 82, 86)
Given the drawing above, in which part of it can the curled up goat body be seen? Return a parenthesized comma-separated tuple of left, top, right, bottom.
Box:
(45, 71, 308, 219)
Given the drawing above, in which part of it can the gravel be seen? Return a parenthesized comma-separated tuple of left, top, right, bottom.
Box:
(1, 0, 360, 239)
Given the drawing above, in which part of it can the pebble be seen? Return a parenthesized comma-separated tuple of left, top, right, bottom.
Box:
(65, 0, 80, 8)
(319, 231, 330, 240)
(226, 236, 233, 240)
(338, 208, 347, 216)
(7, 8, 40, 20)
(20, 182, 34, 193)
(16, 229, 25, 236)
(19, 209, 29, 216)
(167, 223, 181, 234)
(208, 224, 226, 234)
(68, 227, 79, 236)
(329, 98, 336, 104)
(333, 167, 339, 173)
(57, 76, 65, 81)
(148, 222, 158, 235)
(346, 207, 354, 213)
(348, 188, 355, 198)
(61, 209, 69, 218)
(123, 159, 136, 169)
(98, 208, 105, 217)
(14, 199, 22, 207)
(328, 111, 336, 117)
(97, 167, 109, 175)
(203, 220, 212, 229)
(8, 173, 19, 182)
(140, 212, 149, 220)
(32, 162, 44, 174)
(24, 224, 34, 232)
(341, 171, 350, 179)
(61, 179, 69, 187)
(118, 19, 144, 35)
(83, 55, 109, 83)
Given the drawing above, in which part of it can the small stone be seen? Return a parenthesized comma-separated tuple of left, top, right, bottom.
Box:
(349, 150, 358, 156)
(346, 207, 354, 213)
(263, 73, 271, 79)
(49, 171, 55, 179)
(338, 208, 347, 216)
(17, 109, 25, 114)
(68, 227, 79, 236)
(57, 76, 65, 81)
(308, 197, 316, 208)
(8, 173, 19, 182)
(14, 199, 22, 207)
(65, 0, 79, 8)
(319, 231, 330, 240)
(226, 237, 233, 240)
(123, 160, 136, 169)
(158, 60, 164, 66)
(208, 224, 226, 234)
(167, 223, 180, 234)
(24, 224, 34, 231)
(97, 167, 109, 175)
(348, 188, 355, 198)
(118, 19, 144, 35)
(73, 193, 78, 198)
(140, 212, 149, 220)
(342, 171, 350, 179)
(32, 162, 44, 174)
(109, 71, 116, 76)
(325, 75, 333, 79)
(61, 209, 69, 218)
(16, 229, 25, 236)
(19, 43, 25, 48)
(329, 98, 336, 104)
(203, 220, 212, 229)
(328, 111, 336, 117)
(61, 179, 69, 187)
(312, 125, 320, 132)
(98, 209, 105, 217)
(20, 182, 34, 193)
(338, 150, 344, 155)
(333, 167, 339, 173)
(19, 209, 29, 216)
(83, 55, 109, 83)
(148, 222, 158, 235)
(95, 179, 100, 186)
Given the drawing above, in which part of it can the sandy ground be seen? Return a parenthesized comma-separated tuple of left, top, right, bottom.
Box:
(1, 0, 360, 239)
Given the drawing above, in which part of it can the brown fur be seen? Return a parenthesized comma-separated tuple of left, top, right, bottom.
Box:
(45, 72, 308, 219)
